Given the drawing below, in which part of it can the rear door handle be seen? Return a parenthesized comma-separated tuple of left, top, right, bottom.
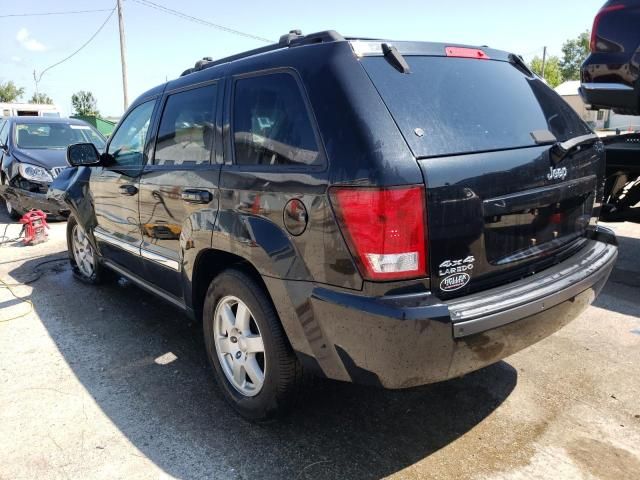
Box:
(181, 189, 213, 204)
(119, 184, 138, 196)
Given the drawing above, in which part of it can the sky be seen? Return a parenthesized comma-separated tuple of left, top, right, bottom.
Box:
(1, 0, 604, 117)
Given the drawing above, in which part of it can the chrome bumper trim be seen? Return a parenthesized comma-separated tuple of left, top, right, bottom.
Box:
(581, 82, 634, 91)
(449, 240, 617, 337)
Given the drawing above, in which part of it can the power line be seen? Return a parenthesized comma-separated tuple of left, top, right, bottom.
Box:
(129, 0, 273, 43)
(0, 8, 113, 18)
(34, 7, 116, 87)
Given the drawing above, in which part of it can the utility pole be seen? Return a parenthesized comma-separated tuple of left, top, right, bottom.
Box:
(116, 0, 129, 111)
(541, 46, 547, 79)
(32, 70, 39, 97)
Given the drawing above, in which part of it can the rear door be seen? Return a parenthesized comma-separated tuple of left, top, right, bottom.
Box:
(137, 81, 221, 299)
(217, 69, 328, 282)
(91, 100, 157, 277)
(361, 52, 603, 298)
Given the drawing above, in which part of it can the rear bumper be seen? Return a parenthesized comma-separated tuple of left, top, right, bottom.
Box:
(266, 227, 617, 389)
(0, 185, 69, 217)
(579, 82, 638, 112)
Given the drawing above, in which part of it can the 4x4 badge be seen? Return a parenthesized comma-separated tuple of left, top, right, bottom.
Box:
(439, 255, 475, 276)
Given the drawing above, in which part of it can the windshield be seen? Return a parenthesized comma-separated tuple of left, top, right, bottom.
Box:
(15, 122, 106, 150)
(361, 56, 592, 158)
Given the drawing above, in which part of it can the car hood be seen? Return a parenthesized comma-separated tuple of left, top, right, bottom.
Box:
(13, 148, 69, 170)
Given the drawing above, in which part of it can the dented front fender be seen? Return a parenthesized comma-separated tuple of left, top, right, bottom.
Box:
(48, 166, 98, 234)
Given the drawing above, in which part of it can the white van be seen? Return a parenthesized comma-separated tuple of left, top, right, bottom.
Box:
(0, 102, 61, 118)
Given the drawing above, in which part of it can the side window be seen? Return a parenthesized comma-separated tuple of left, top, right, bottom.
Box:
(154, 84, 217, 166)
(108, 100, 155, 167)
(233, 73, 320, 167)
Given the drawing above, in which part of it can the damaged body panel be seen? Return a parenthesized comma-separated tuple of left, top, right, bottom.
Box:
(0, 117, 105, 218)
(49, 166, 97, 234)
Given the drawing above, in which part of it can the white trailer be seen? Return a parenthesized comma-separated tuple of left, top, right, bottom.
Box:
(0, 103, 61, 118)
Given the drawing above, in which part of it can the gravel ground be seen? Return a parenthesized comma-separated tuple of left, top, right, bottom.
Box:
(0, 208, 639, 480)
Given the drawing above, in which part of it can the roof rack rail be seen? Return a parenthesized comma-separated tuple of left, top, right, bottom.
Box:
(180, 30, 344, 77)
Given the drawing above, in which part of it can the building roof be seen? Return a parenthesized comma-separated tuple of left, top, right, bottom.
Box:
(554, 80, 581, 97)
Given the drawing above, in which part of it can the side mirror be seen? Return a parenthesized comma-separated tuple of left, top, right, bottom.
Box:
(67, 143, 102, 167)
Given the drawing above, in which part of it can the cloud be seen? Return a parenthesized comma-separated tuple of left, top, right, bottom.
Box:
(16, 28, 47, 52)
(10, 56, 22, 64)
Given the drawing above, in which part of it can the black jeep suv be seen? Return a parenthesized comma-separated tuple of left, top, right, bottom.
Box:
(57, 30, 618, 420)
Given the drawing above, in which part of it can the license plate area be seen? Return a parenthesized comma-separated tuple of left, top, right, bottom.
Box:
(483, 176, 596, 265)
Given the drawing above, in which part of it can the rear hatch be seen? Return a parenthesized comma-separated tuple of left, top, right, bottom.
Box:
(358, 43, 604, 298)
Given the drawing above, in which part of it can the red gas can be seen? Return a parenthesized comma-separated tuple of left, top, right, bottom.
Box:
(19, 210, 49, 245)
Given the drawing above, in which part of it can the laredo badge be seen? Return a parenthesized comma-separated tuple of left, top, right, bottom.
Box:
(439, 255, 474, 291)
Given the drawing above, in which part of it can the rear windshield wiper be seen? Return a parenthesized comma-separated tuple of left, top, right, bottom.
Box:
(531, 131, 600, 164)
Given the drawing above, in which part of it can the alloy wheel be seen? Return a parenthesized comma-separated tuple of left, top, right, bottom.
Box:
(71, 224, 95, 278)
(213, 296, 266, 397)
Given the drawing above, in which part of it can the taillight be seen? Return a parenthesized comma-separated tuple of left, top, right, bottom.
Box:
(330, 186, 428, 281)
(590, 4, 626, 52)
(445, 47, 490, 60)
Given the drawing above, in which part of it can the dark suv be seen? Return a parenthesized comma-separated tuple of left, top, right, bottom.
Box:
(580, 0, 640, 221)
(57, 30, 618, 420)
(580, 0, 640, 115)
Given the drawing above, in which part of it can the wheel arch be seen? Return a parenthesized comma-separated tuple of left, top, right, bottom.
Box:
(190, 248, 272, 322)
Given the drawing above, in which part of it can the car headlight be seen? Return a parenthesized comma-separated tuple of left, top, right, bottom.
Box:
(18, 163, 53, 183)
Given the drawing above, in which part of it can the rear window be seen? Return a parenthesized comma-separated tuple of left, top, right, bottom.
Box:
(233, 72, 320, 167)
(361, 56, 591, 158)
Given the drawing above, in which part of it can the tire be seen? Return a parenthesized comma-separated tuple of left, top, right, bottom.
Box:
(4, 197, 20, 220)
(203, 268, 305, 421)
(614, 179, 640, 211)
(1, 174, 20, 220)
(67, 215, 107, 284)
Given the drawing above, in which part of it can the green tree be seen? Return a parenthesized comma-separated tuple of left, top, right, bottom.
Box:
(530, 55, 563, 88)
(71, 90, 99, 116)
(560, 30, 590, 81)
(29, 92, 54, 104)
(0, 81, 25, 102)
